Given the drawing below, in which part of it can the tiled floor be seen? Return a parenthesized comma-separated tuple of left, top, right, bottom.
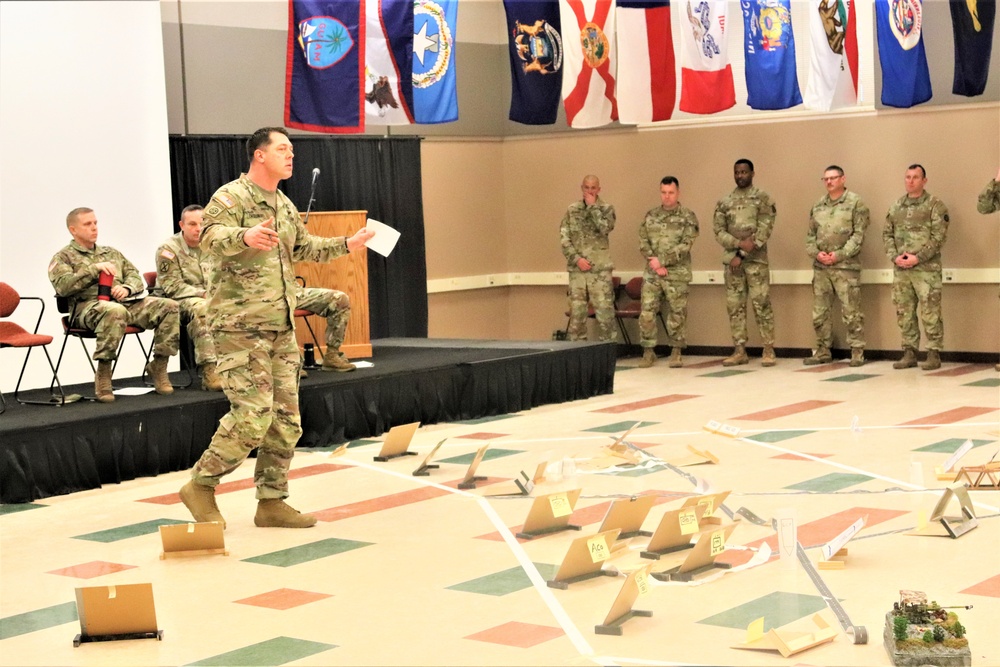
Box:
(1, 353, 998, 666)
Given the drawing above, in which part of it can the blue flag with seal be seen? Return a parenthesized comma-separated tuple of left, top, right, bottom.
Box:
(412, 0, 458, 123)
(504, 1, 563, 125)
(285, 0, 366, 133)
(742, 0, 802, 110)
(875, 0, 932, 108)
(950, 0, 994, 97)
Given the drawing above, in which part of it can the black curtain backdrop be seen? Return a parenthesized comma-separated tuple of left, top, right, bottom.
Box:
(167, 135, 428, 339)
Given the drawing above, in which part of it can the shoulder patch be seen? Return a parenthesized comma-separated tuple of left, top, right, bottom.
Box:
(218, 194, 236, 209)
(48, 259, 57, 272)
(159, 249, 175, 260)
(205, 204, 223, 217)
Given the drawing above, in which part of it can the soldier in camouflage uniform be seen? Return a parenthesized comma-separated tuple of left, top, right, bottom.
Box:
(178, 127, 375, 530)
(976, 167, 1000, 371)
(155, 205, 223, 391)
(48, 208, 179, 403)
(293, 284, 355, 373)
(883, 164, 950, 371)
(804, 166, 870, 367)
(637, 176, 699, 368)
(560, 175, 617, 342)
(713, 159, 777, 367)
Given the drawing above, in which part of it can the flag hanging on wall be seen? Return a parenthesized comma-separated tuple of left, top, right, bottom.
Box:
(285, 0, 366, 133)
(365, 0, 414, 123)
(950, 0, 995, 96)
(678, 0, 735, 114)
(742, 0, 802, 110)
(560, 0, 619, 128)
(616, 1, 676, 123)
(412, 0, 458, 123)
(875, 0, 932, 108)
(504, 1, 564, 125)
(803, 0, 859, 111)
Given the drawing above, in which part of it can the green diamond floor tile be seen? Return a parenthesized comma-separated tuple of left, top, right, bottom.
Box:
(745, 430, 816, 444)
(446, 563, 558, 597)
(699, 370, 754, 378)
(823, 374, 880, 382)
(187, 636, 337, 666)
(73, 519, 189, 543)
(964, 378, 1000, 387)
(785, 472, 874, 493)
(241, 537, 373, 568)
(697, 591, 829, 631)
(0, 602, 78, 640)
(0, 503, 45, 515)
(584, 420, 659, 433)
(913, 438, 995, 454)
(438, 447, 523, 465)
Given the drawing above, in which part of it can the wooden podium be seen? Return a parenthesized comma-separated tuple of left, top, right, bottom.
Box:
(294, 210, 372, 359)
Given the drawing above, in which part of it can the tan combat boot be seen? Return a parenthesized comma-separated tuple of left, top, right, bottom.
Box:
(321, 349, 356, 373)
(849, 348, 865, 367)
(95, 360, 114, 403)
(995, 362, 1000, 372)
(638, 349, 656, 368)
(803, 348, 832, 366)
(299, 367, 309, 379)
(199, 362, 223, 391)
(145, 355, 173, 395)
(668, 347, 683, 368)
(920, 350, 941, 371)
(893, 348, 918, 370)
(255, 499, 317, 528)
(761, 345, 776, 367)
(179, 480, 226, 528)
(722, 345, 748, 367)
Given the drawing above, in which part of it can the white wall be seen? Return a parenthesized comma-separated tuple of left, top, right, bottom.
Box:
(1, 1, 175, 391)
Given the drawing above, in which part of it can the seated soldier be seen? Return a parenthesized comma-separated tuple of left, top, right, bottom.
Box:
(296, 284, 355, 373)
(49, 207, 180, 403)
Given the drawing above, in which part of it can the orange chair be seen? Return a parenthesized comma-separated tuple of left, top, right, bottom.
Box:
(0, 282, 71, 412)
(614, 276, 667, 346)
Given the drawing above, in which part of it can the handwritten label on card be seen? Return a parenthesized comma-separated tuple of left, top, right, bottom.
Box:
(587, 535, 610, 563)
(549, 493, 572, 518)
(709, 529, 726, 556)
(698, 497, 714, 516)
(635, 569, 651, 596)
(678, 508, 699, 535)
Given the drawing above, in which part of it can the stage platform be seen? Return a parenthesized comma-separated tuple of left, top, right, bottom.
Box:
(0, 338, 615, 504)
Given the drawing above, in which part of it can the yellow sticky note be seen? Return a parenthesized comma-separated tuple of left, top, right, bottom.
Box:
(747, 617, 765, 642)
(549, 493, 572, 518)
(678, 508, 699, 535)
(698, 497, 714, 516)
(587, 535, 610, 563)
(635, 569, 650, 597)
(709, 528, 726, 556)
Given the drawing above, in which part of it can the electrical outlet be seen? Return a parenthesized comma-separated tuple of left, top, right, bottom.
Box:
(943, 269, 956, 282)
(705, 271, 723, 284)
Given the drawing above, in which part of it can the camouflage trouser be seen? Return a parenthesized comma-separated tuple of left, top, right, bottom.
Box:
(567, 269, 617, 342)
(296, 287, 350, 354)
(892, 269, 943, 351)
(639, 276, 690, 348)
(724, 262, 774, 346)
(812, 268, 864, 350)
(191, 329, 302, 499)
(176, 296, 216, 365)
(74, 297, 179, 361)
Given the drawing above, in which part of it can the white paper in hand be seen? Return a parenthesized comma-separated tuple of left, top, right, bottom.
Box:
(365, 218, 400, 257)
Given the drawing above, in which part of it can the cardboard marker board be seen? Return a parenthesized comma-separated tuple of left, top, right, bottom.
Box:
(374, 421, 420, 461)
(517, 488, 583, 539)
(75, 583, 158, 639)
(598, 494, 657, 538)
(641, 503, 708, 558)
(549, 529, 622, 588)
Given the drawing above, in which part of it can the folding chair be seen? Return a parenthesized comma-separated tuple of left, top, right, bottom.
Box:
(0, 282, 74, 412)
(143, 271, 194, 389)
(294, 276, 324, 355)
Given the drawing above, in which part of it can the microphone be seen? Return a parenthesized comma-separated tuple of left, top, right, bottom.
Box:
(311, 167, 320, 184)
(304, 167, 320, 225)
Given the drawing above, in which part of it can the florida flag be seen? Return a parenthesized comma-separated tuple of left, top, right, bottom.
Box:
(803, 0, 859, 111)
(678, 0, 735, 114)
(364, 0, 414, 124)
(560, 0, 619, 128)
(616, 1, 676, 123)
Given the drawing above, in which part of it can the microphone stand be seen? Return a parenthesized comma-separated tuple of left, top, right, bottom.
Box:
(304, 171, 319, 226)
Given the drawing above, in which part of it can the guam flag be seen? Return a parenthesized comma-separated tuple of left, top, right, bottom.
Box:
(875, 0, 932, 108)
(742, 0, 802, 110)
(560, 0, 619, 128)
(504, 1, 563, 125)
(678, 0, 735, 114)
(365, 0, 414, 124)
(285, 0, 366, 133)
(616, 1, 676, 124)
(412, 0, 458, 123)
(950, 0, 995, 96)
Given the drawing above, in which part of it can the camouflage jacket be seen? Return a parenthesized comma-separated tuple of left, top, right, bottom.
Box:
(201, 173, 349, 332)
(560, 198, 616, 272)
(156, 232, 206, 300)
(977, 179, 1000, 215)
(48, 240, 144, 316)
(805, 190, 869, 271)
(639, 204, 699, 283)
(713, 186, 776, 265)
(883, 191, 949, 271)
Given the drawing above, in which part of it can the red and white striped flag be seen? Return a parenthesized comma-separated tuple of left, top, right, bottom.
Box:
(677, 0, 734, 114)
(616, 1, 676, 124)
(560, 0, 619, 128)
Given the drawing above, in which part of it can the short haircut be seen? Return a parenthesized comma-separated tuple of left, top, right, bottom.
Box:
(66, 207, 93, 228)
(180, 204, 203, 221)
(246, 127, 290, 163)
(734, 158, 754, 171)
(907, 163, 926, 178)
(824, 165, 844, 176)
(660, 176, 679, 187)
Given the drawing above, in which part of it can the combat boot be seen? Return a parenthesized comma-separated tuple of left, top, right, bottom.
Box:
(638, 349, 656, 368)
(722, 345, 748, 367)
(668, 347, 683, 368)
(179, 480, 226, 528)
(849, 348, 865, 367)
(95, 360, 114, 403)
(803, 348, 832, 366)
(145, 355, 173, 395)
(254, 499, 317, 528)
(893, 348, 918, 370)
(299, 367, 309, 379)
(199, 362, 223, 391)
(920, 350, 941, 371)
(761, 345, 777, 367)
(321, 349, 356, 373)
(995, 362, 1000, 372)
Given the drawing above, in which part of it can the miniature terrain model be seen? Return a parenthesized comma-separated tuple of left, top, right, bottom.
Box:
(884, 590, 972, 667)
